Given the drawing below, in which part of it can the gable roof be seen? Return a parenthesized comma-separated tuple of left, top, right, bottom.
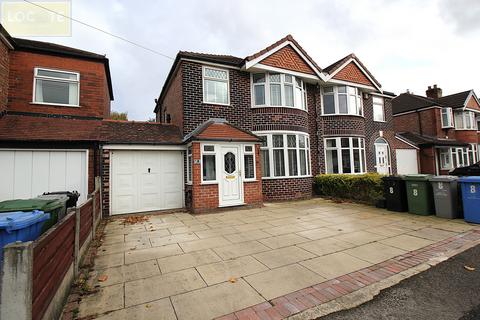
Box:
(101, 120, 183, 144)
(184, 118, 261, 143)
(178, 51, 244, 67)
(323, 53, 382, 89)
(436, 90, 471, 109)
(392, 93, 440, 115)
(396, 132, 468, 148)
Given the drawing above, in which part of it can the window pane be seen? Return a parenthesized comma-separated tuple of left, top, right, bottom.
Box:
(288, 150, 298, 176)
(270, 83, 282, 106)
(245, 145, 253, 152)
(204, 145, 215, 152)
(37, 69, 77, 80)
(342, 149, 352, 173)
(338, 94, 348, 113)
(326, 149, 338, 173)
(253, 73, 265, 83)
(348, 86, 356, 95)
(323, 94, 335, 114)
(273, 135, 284, 147)
(353, 149, 361, 173)
(299, 150, 307, 175)
(284, 75, 293, 83)
(352, 138, 359, 148)
(338, 86, 347, 93)
(455, 112, 464, 128)
(204, 79, 228, 104)
(260, 136, 268, 147)
(205, 68, 227, 80)
(374, 104, 384, 121)
(324, 86, 334, 93)
(273, 149, 285, 176)
(299, 135, 306, 148)
(341, 138, 350, 148)
(203, 154, 216, 181)
(244, 154, 255, 179)
(254, 85, 265, 105)
(261, 150, 270, 177)
(285, 84, 294, 106)
(35, 79, 78, 105)
(270, 73, 281, 83)
(326, 139, 336, 148)
(287, 135, 296, 148)
(187, 149, 192, 182)
(295, 86, 303, 109)
(349, 95, 357, 114)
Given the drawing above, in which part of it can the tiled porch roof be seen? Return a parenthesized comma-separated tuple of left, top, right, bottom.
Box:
(184, 118, 261, 143)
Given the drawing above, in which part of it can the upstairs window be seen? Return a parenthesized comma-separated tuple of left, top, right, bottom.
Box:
(373, 96, 385, 122)
(34, 68, 79, 106)
(203, 66, 229, 105)
(454, 111, 477, 130)
(252, 72, 307, 110)
(322, 86, 363, 116)
(441, 107, 453, 128)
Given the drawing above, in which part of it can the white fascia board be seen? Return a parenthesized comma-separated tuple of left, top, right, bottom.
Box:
(244, 41, 325, 81)
(103, 144, 187, 151)
(324, 78, 377, 91)
(325, 58, 382, 92)
(252, 63, 319, 81)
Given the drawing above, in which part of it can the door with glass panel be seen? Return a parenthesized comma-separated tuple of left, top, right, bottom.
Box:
(375, 139, 390, 175)
(219, 146, 243, 207)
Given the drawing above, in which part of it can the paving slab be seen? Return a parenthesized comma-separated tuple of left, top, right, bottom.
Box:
(345, 242, 407, 264)
(125, 244, 183, 264)
(179, 236, 232, 252)
(300, 251, 372, 279)
(297, 227, 342, 240)
(407, 227, 458, 241)
(78, 283, 124, 318)
(252, 245, 315, 269)
(259, 233, 310, 249)
(244, 263, 325, 300)
(94, 252, 124, 270)
(168, 224, 210, 235)
(171, 279, 265, 320)
(364, 225, 411, 237)
(213, 240, 270, 260)
(157, 249, 221, 274)
(263, 224, 306, 236)
(196, 255, 268, 285)
(333, 230, 386, 245)
(89, 260, 161, 287)
(97, 240, 150, 256)
(124, 268, 206, 307)
(194, 227, 238, 239)
(379, 234, 434, 251)
(233, 221, 273, 232)
(224, 229, 270, 243)
(150, 233, 199, 247)
(298, 237, 355, 256)
(94, 298, 176, 320)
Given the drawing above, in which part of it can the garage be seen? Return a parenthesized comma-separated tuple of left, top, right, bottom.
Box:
(0, 149, 88, 204)
(110, 150, 184, 215)
(396, 149, 419, 175)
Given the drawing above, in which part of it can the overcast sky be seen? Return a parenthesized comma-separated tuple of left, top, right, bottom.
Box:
(8, 0, 480, 120)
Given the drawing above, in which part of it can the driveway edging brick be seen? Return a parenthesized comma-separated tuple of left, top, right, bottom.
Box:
(216, 229, 480, 320)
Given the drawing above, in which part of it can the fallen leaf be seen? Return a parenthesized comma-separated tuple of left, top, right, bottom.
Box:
(145, 304, 151, 308)
(98, 275, 108, 282)
(228, 277, 237, 283)
(464, 265, 476, 271)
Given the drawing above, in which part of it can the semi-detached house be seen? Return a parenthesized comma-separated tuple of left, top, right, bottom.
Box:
(0, 27, 412, 215)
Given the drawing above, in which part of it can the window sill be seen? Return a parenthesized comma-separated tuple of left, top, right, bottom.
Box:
(244, 179, 258, 183)
(262, 175, 312, 180)
(454, 128, 478, 131)
(251, 105, 308, 112)
(325, 172, 367, 175)
(442, 126, 454, 129)
(201, 181, 218, 185)
(30, 102, 80, 108)
(374, 120, 386, 123)
(321, 114, 364, 118)
(202, 101, 230, 107)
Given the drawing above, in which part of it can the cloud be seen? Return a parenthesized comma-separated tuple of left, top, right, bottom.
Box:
(439, 0, 480, 34)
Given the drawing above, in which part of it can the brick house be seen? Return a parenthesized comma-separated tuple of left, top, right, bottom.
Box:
(392, 85, 480, 175)
(155, 35, 407, 212)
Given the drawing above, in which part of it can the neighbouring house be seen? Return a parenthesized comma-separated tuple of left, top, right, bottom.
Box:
(155, 35, 409, 213)
(392, 85, 480, 175)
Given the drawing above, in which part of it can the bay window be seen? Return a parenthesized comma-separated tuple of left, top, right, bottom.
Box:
(454, 111, 477, 130)
(34, 68, 79, 106)
(441, 107, 453, 128)
(252, 72, 307, 110)
(202, 145, 216, 182)
(373, 96, 385, 122)
(322, 86, 363, 116)
(203, 66, 229, 105)
(256, 132, 311, 179)
(325, 137, 366, 174)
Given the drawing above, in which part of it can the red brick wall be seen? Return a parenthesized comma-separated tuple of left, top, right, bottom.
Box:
(333, 62, 375, 87)
(0, 39, 9, 114)
(260, 45, 316, 75)
(262, 177, 312, 201)
(394, 108, 442, 137)
(8, 51, 110, 118)
(466, 95, 480, 111)
(419, 147, 436, 174)
(455, 130, 479, 144)
(244, 145, 263, 205)
(161, 65, 183, 132)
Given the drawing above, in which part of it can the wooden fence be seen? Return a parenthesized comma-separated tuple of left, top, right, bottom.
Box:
(1, 180, 102, 320)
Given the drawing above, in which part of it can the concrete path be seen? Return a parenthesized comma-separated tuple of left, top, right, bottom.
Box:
(75, 199, 480, 320)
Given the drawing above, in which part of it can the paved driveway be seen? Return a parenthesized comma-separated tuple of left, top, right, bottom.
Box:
(77, 199, 479, 320)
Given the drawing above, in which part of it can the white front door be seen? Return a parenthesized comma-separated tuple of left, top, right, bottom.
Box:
(219, 146, 243, 207)
(375, 143, 390, 174)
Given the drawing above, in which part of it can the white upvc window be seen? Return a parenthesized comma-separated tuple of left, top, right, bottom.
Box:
(201, 144, 217, 182)
(325, 137, 366, 174)
(186, 146, 193, 184)
(452, 147, 470, 168)
(203, 66, 229, 105)
(322, 86, 363, 116)
(252, 73, 307, 110)
(439, 148, 452, 170)
(33, 67, 80, 106)
(243, 145, 256, 181)
(468, 143, 477, 165)
(256, 132, 311, 179)
(441, 107, 454, 128)
(373, 96, 385, 122)
(454, 111, 477, 130)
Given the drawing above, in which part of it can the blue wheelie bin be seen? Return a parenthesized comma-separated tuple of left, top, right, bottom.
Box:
(459, 177, 480, 224)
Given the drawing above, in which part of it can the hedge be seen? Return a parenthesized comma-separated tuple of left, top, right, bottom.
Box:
(313, 173, 384, 205)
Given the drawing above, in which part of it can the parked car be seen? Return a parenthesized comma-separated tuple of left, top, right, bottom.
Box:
(449, 162, 480, 176)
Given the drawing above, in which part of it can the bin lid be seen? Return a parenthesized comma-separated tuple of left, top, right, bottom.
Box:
(459, 176, 480, 183)
(382, 175, 404, 181)
(36, 194, 69, 202)
(429, 175, 458, 182)
(0, 210, 50, 232)
(404, 174, 433, 181)
(0, 198, 65, 213)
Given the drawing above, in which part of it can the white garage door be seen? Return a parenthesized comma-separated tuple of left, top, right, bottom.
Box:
(396, 149, 419, 175)
(0, 150, 88, 204)
(110, 150, 184, 215)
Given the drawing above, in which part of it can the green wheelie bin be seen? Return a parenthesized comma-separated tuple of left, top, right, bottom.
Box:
(404, 174, 434, 215)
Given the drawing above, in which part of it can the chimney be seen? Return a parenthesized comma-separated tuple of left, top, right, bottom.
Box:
(426, 84, 442, 99)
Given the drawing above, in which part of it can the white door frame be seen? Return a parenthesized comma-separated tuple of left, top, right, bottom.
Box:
(218, 145, 244, 207)
(374, 139, 391, 175)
